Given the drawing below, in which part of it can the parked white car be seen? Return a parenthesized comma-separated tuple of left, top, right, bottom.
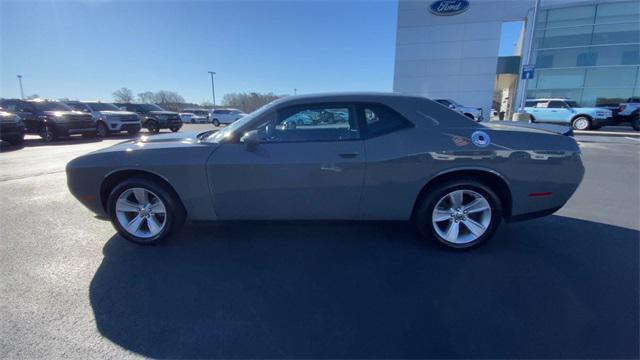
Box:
(210, 108, 246, 126)
(179, 112, 208, 124)
(435, 99, 484, 121)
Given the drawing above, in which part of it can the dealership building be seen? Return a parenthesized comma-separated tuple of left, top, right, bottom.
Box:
(393, 0, 640, 119)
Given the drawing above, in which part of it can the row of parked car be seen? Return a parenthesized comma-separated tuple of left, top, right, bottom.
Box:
(522, 97, 640, 131)
(0, 98, 247, 145)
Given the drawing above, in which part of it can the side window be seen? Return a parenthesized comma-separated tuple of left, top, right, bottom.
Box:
(360, 104, 411, 138)
(536, 101, 550, 108)
(268, 105, 358, 142)
(548, 101, 565, 108)
(68, 103, 88, 112)
(525, 101, 537, 107)
(1, 101, 18, 112)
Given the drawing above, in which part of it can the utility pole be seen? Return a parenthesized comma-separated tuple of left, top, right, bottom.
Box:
(17, 75, 24, 99)
(294, 88, 297, 95)
(208, 71, 216, 108)
(519, 0, 541, 112)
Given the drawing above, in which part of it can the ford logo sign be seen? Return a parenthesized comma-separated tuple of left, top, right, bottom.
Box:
(429, 0, 470, 16)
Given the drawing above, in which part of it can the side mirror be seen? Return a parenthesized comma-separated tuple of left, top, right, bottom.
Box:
(240, 130, 260, 151)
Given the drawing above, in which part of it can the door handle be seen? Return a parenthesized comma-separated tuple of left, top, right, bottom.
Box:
(338, 152, 359, 158)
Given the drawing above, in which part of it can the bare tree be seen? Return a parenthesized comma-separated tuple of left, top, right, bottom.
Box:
(222, 92, 285, 113)
(25, 94, 40, 100)
(112, 87, 134, 103)
(137, 91, 155, 103)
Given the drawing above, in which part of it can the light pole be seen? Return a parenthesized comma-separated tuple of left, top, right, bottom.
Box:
(208, 71, 216, 108)
(17, 75, 24, 99)
(518, 0, 541, 112)
(294, 88, 297, 95)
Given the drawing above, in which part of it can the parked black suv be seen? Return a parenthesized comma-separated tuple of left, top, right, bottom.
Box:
(0, 99, 96, 142)
(0, 109, 26, 146)
(114, 103, 182, 133)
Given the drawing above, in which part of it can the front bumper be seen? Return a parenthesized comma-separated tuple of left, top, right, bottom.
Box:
(109, 122, 141, 132)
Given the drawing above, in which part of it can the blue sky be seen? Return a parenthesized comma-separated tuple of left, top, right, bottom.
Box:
(1, 0, 519, 104)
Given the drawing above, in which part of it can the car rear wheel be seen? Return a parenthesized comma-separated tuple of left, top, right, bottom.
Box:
(107, 178, 185, 245)
(416, 180, 502, 249)
(212, 119, 220, 127)
(146, 120, 160, 134)
(40, 123, 56, 142)
(572, 116, 591, 130)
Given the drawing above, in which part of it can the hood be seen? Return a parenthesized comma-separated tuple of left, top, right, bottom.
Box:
(42, 110, 88, 117)
(94, 131, 214, 154)
(98, 110, 138, 116)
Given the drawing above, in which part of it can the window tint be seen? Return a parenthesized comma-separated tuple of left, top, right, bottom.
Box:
(525, 101, 537, 107)
(266, 105, 358, 142)
(360, 104, 410, 137)
(66, 103, 89, 112)
(214, 109, 230, 114)
(547, 100, 566, 108)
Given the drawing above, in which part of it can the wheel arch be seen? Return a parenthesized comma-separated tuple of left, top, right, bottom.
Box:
(571, 113, 592, 122)
(411, 168, 512, 220)
(100, 169, 186, 216)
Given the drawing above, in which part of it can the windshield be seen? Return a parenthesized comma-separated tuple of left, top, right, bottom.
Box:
(204, 101, 277, 143)
(32, 102, 72, 112)
(85, 102, 120, 111)
(140, 104, 165, 111)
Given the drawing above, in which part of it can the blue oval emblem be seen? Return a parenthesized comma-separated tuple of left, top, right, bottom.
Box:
(429, 0, 470, 16)
(471, 131, 490, 148)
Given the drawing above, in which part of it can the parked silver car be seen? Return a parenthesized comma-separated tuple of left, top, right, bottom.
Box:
(65, 101, 141, 137)
(67, 93, 584, 249)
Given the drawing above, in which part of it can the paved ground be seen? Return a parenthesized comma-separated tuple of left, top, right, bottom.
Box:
(1, 124, 638, 358)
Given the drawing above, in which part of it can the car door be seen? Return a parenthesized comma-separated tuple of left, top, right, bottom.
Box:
(547, 100, 573, 123)
(530, 101, 550, 121)
(206, 103, 366, 220)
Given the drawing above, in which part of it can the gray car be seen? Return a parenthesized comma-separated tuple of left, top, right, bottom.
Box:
(67, 93, 584, 249)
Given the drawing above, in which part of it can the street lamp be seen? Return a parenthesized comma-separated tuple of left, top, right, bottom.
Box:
(208, 71, 216, 108)
(17, 75, 24, 100)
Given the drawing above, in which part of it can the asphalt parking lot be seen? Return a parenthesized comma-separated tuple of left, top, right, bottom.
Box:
(1, 124, 638, 358)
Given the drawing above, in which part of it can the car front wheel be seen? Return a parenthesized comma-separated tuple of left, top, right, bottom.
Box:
(107, 178, 185, 245)
(416, 180, 502, 249)
(146, 120, 160, 134)
(572, 116, 591, 130)
(631, 114, 640, 131)
(212, 119, 220, 127)
(40, 123, 56, 142)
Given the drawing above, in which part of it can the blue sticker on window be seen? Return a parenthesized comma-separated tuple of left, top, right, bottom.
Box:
(471, 131, 490, 147)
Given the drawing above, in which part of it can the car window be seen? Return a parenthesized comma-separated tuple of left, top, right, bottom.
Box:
(435, 99, 451, 106)
(261, 105, 358, 142)
(525, 101, 537, 107)
(67, 103, 89, 112)
(535, 102, 550, 108)
(548, 101, 566, 108)
(360, 103, 411, 138)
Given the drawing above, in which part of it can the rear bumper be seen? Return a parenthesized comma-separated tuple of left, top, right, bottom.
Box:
(507, 206, 562, 222)
(55, 122, 97, 135)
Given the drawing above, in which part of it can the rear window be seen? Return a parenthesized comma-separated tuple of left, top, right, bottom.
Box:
(360, 103, 411, 138)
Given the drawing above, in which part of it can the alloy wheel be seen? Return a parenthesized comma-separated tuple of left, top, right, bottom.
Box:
(115, 187, 167, 239)
(573, 118, 590, 130)
(432, 189, 492, 244)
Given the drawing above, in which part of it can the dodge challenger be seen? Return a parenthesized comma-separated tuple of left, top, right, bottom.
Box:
(67, 93, 584, 249)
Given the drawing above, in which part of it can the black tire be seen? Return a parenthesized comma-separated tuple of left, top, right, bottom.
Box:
(190, 119, 195, 124)
(96, 121, 109, 137)
(169, 126, 180, 132)
(146, 120, 160, 134)
(107, 177, 186, 245)
(213, 119, 220, 127)
(415, 180, 502, 250)
(529, 115, 536, 123)
(7, 135, 24, 146)
(631, 114, 640, 131)
(572, 116, 592, 130)
(40, 123, 56, 142)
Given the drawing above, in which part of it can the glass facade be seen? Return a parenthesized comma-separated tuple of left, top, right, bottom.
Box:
(527, 1, 640, 106)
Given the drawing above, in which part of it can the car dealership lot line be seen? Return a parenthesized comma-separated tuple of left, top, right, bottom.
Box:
(0, 128, 638, 358)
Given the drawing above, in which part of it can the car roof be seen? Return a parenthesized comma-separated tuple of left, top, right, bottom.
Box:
(527, 98, 570, 101)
